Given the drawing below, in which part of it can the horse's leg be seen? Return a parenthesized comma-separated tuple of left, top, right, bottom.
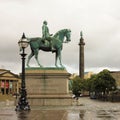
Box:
(58, 49, 64, 68)
(55, 51, 59, 68)
(26, 52, 34, 68)
(34, 49, 43, 67)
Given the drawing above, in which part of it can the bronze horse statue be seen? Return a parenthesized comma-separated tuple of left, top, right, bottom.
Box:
(26, 29, 71, 68)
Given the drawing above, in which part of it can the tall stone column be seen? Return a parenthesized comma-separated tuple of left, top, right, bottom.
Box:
(79, 32, 85, 79)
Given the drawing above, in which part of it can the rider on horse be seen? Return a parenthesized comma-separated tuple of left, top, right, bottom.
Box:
(42, 20, 55, 51)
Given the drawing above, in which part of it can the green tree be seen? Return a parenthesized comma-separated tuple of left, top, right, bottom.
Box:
(88, 69, 116, 96)
(71, 76, 85, 96)
(86, 74, 97, 93)
(95, 69, 116, 95)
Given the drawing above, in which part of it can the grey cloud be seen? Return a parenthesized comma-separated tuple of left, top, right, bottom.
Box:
(0, 0, 120, 74)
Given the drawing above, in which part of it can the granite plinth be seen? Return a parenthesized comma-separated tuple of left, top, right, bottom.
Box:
(25, 67, 72, 106)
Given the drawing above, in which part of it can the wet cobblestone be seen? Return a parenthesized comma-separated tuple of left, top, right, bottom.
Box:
(0, 97, 120, 120)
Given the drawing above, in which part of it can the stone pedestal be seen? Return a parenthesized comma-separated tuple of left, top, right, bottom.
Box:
(25, 67, 72, 106)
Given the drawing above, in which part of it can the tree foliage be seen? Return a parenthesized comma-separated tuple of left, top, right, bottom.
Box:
(71, 76, 85, 95)
(71, 76, 89, 96)
(70, 69, 117, 97)
(88, 69, 116, 95)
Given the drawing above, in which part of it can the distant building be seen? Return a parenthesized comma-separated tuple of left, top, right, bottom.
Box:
(110, 71, 120, 88)
(69, 72, 94, 80)
(69, 73, 78, 79)
(0, 69, 20, 95)
(84, 72, 94, 79)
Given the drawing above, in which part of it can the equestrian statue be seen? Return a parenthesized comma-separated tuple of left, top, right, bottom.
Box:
(25, 21, 71, 68)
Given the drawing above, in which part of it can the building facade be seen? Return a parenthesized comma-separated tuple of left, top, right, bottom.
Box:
(110, 71, 120, 88)
(0, 69, 20, 95)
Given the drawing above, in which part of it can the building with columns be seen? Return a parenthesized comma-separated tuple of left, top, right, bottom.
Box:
(0, 69, 20, 95)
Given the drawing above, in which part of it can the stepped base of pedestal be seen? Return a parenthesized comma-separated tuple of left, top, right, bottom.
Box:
(28, 94, 72, 106)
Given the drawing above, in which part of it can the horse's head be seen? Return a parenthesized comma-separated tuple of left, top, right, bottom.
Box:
(64, 29, 71, 43)
(53, 29, 71, 43)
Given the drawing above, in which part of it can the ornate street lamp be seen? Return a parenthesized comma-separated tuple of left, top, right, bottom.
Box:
(15, 33, 30, 111)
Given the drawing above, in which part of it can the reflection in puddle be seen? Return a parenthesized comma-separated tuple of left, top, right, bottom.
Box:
(17, 111, 30, 120)
(97, 110, 115, 119)
(97, 115, 113, 119)
(67, 112, 79, 120)
(108, 109, 120, 114)
(1, 97, 120, 120)
(79, 110, 86, 119)
(16, 110, 68, 120)
(14, 109, 120, 120)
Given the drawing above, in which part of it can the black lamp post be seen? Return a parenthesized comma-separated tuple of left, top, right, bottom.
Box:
(15, 33, 30, 111)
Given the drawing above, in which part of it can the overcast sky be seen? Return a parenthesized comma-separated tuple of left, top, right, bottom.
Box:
(0, 0, 120, 74)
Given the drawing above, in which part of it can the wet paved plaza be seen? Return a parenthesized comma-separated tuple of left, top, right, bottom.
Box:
(0, 97, 120, 120)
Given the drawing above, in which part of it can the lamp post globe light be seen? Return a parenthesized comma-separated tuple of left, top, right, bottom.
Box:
(15, 33, 30, 111)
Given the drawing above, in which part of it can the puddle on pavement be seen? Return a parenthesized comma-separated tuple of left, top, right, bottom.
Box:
(17, 111, 30, 120)
(96, 110, 116, 120)
(0, 97, 120, 120)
